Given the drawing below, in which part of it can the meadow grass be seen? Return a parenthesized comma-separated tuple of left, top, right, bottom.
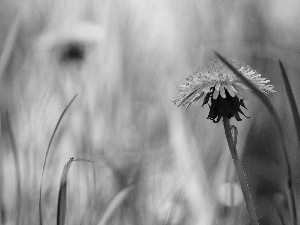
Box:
(0, 1, 300, 225)
(217, 54, 298, 225)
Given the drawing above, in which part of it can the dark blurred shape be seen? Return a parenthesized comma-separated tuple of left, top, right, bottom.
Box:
(243, 111, 290, 225)
(59, 42, 86, 64)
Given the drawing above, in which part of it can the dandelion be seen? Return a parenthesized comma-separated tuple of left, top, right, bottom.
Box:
(173, 58, 277, 225)
(173, 60, 276, 123)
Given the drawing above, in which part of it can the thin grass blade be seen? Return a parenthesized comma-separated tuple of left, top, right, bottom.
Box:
(0, 9, 22, 81)
(215, 52, 274, 113)
(57, 157, 94, 225)
(57, 158, 74, 225)
(279, 60, 300, 144)
(39, 94, 78, 225)
(5, 112, 21, 225)
(98, 186, 134, 225)
(215, 52, 297, 225)
(73, 157, 95, 163)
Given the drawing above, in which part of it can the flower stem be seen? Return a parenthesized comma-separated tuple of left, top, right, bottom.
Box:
(223, 116, 259, 225)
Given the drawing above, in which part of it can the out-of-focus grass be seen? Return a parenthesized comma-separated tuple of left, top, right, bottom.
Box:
(0, 0, 300, 225)
(216, 53, 298, 224)
(4, 112, 21, 225)
(57, 157, 94, 225)
(279, 61, 300, 145)
(39, 94, 77, 225)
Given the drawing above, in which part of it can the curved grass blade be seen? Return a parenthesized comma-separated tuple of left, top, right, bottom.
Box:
(279, 60, 300, 144)
(39, 94, 78, 225)
(215, 52, 273, 111)
(57, 158, 73, 225)
(215, 52, 297, 225)
(0, 9, 22, 81)
(98, 186, 134, 225)
(0, 16, 23, 223)
(73, 157, 95, 163)
(57, 157, 94, 225)
(5, 112, 21, 225)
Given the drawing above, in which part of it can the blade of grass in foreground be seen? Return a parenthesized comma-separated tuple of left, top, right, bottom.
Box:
(223, 117, 258, 225)
(279, 60, 300, 144)
(39, 94, 78, 225)
(215, 52, 297, 225)
(98, 186, 134, 225)
(5, 112, 21, 225)
(57, 157, 94, 225)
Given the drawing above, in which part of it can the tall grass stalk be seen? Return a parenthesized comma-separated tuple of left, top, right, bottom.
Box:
(0, 127, 3, 224)
(5, 112, 21, 225)
(216, 52, 297, 225)
(0, 12, 23, 224)
(279, 60, 299, 223)
(279, 61, 300, 144)
(223, 117, 259, 225)
(57, 157, 94, 225)
(0, 10, 22, 81)
(39, 94, 78, 225)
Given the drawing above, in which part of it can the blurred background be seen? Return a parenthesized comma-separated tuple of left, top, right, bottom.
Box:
(0, 0, 300, 224)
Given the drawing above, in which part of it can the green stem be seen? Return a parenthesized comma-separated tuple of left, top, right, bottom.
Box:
(223, 117, 259, 225)
(216, 53, 297, 225)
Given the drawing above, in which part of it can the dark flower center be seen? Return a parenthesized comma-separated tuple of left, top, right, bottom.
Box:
(202, 87, 248, 123)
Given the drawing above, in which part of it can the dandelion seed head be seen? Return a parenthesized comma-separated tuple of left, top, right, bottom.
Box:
(173, 60, 276, 122)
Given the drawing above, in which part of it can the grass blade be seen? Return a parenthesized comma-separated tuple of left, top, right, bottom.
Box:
(215, 52, 297, 225)
(279, 60, 300, 144)
(223, 118, 259, 225)
(0, 9, 22, 81)
(57, 157, 94, 225)
(98, 186, 134, 225)
(163, 190, 184, 225)
(0, 13, 23, 223)
(215, 52, 273, 112)
(57, 158, 73, 225)
(39, 94, 78, 225)
(5, 112, 21, 225)
(73, 157, 95, 163)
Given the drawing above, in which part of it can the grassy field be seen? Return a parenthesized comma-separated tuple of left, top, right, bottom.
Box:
(0, 0, 300, 224)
